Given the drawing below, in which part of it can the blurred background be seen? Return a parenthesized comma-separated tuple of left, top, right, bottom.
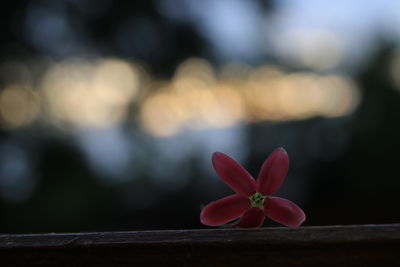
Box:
(0, 0, 399, 233)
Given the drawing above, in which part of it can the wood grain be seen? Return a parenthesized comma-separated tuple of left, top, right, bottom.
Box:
(1, 224, 399, 266)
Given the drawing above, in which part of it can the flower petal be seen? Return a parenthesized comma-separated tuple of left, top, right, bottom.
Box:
(235, 207, 265, 228)
(256, 147, 289, 195)
(212, 152, 256, 196)
(200, 194, 250, 226)
(264, 196, 306, 227)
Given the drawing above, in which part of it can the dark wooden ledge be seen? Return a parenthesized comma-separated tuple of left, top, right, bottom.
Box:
(1, 224, 399, 266)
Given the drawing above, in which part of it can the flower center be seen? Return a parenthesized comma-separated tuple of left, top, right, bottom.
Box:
(249, 192, 266, 209)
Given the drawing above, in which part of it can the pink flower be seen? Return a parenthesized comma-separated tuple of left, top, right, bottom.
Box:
(200, 148, 306, 228)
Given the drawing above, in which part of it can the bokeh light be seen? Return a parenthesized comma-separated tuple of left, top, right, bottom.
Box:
(139, 58, 360, 137)
(0, 84, 40, 128)
(0, 56, 359, 136)
(40, 58, 140, 128)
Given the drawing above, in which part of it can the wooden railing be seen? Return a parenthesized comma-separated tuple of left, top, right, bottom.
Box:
(1, 224, 399, 266)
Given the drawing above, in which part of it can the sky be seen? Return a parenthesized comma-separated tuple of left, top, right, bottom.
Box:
(158, 0, 400, 69)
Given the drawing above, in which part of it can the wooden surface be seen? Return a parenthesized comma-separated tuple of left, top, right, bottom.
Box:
(1, 224, 399, 266)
